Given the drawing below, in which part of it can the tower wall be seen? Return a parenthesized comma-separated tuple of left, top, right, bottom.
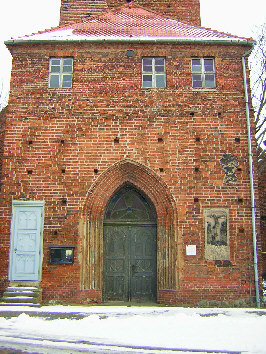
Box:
(59, 0, 201, 26)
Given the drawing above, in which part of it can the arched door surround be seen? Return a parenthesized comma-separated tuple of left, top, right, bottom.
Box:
(81, 159, 178, 294)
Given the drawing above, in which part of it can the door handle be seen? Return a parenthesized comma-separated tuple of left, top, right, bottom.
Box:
(132, 264, 136, 276)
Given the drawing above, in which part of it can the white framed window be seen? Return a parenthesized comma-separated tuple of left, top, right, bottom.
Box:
(49, 57, 73, 88)
(142, 57, 166, 88)
(191, 57, 216, 89)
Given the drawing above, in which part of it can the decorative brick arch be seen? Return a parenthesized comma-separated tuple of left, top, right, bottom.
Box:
(81, 159, 178, 294)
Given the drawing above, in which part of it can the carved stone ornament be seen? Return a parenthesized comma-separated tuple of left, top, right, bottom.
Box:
(220, 153, 238, 184)
(204, 208, 230, 261)
(206, 211, 228, 246)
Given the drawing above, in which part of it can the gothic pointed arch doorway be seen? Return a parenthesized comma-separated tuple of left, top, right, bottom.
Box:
(81, 159, 178, 303)
(103, 185, 157, 302)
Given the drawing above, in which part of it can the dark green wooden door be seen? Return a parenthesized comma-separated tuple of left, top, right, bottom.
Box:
(130, 225, 157, 301)
(103, 186, 157, 302)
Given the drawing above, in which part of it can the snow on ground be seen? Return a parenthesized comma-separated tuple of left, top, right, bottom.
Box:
(0, 306, 266, 353)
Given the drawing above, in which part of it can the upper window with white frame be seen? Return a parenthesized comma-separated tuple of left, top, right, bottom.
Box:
(191, 58, 216, 89)
(142, 57, 166, 88)
(49, 57, 73, 89)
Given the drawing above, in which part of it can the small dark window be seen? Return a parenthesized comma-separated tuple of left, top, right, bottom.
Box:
(49, 246, 74, 264)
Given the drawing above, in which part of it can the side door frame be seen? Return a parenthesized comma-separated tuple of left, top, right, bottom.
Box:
(9, 200, 45, 281)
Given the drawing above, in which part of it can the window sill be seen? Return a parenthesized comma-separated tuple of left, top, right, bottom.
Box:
(192, 88, 218, 92)
(141, 87, 167, 90)
(48, 87, 73, 90)
(48, 88, 73, 96)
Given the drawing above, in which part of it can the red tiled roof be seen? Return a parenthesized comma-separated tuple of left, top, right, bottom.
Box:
(6, 4, 253, 44)
(73, 5, 242, 40)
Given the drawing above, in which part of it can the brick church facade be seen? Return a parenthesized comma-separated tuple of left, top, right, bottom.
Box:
(0, 0, 263, 306)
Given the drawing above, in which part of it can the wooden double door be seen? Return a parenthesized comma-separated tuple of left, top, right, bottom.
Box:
(103, 186, 157, 302)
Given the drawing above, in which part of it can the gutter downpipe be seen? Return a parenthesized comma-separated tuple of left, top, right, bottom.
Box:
(242, 46, 260, 308)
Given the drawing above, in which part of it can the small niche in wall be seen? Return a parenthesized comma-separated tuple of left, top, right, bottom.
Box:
(126, 50, 133, 57)
(49, 246, 75, 264)
(61, 198, 67, 205)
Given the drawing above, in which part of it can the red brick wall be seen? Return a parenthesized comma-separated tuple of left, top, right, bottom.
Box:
(59, 0, 201, 26)
(60, 0, 107, 25)
(258, 155, 266, 276)
(0, 106, 8, 294)
(0, 107, 7, 190)
(0, 41, 261, 305)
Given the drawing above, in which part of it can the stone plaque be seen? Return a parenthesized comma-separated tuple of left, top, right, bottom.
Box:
(204, 208, 230, 260)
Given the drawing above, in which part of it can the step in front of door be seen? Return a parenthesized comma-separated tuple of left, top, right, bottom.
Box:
(0, 285, 42, 307)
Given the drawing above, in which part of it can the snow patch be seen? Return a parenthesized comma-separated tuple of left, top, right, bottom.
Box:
(0, 307, 265, 353)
